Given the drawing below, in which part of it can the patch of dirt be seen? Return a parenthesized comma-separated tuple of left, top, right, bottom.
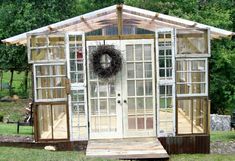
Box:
(0, 135, 33, 142)
(210, 141, 235, 154)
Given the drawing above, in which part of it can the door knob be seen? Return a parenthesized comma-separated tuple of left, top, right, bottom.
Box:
(124, 100, 127, 103)
(117, 100, 121, 103)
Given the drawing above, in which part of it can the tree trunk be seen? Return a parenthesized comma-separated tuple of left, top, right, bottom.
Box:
(9, 69, 14, 96)
(0, 70, 3, 91)
(24, 70, 29, 95)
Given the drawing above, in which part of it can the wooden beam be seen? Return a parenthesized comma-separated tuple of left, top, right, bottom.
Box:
(86, 34, 155, 41)
(116, 4, 123, 35)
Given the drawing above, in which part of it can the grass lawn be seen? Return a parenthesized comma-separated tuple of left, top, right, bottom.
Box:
(0, 147, 234, 161)
(0, 71, 32, 98)
(210, 131, 235, 142)
(0, 100, 29, 122)
(170, 154, 235, 161)
(0, 123, 32, 136)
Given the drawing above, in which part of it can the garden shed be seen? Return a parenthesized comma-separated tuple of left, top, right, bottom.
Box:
(2, 4, 234, 159)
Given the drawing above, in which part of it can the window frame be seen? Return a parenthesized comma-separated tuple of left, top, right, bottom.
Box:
(175, 28, 211, 58)
(33, 62, 68, 102)
(176, 58, 208, 97)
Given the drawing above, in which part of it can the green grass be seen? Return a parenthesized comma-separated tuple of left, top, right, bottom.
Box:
(0, 123, 32, 136)
(0, 101, 28, 122)
(0, 147, 234, 161)
(210, 131, 235, 142)
(170, 154, 235, 161)
(0, 147, 115, 161)
(0, 71, 31, 98)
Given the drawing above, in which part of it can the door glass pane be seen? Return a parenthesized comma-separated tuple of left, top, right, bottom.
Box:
(144, 44, 151, 60)
(136, 81, 144, 96)
(127, 63, 135, 78)
(145, 80, 152, 95)
(137, 98, 144, 114)
(128, 80, 135, 96)
(128, 98, 135, 114)
(135, 44, 142, 60)
(136, 63, 143, 78)
(126, 45, 134, 61)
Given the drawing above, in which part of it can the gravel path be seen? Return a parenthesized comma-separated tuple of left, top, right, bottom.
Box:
(0, 135, 33, 142)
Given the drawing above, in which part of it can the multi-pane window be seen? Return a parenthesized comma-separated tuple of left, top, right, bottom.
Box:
(177, 29, 209, 55)
(177, 98, 207, 134)
(157, 29, 175, 136)
(126, 44, 154, 131)
(159, 85, 174, 136)
(176, 59, 207, 95)
(34, 64, 67, 102)
(158, 32, 173, 80)
(68, 34, 87, 140)
(29, 34, 65, 63)
(71, 89, 87, 140)
(69, 35, 84, 84)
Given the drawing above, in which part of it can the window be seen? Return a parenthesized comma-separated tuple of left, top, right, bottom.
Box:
(176, 59, 207, 96)
(71, 89, 87, 140)
(37, 104, 68, 140)
(34, 63, 67, 102)
(159, 85, 174, 136)
(177, 29, 209, 55)
(158, 32, 173, 80)
(29, 34, 65, 63)
(69, 35, 84, 84)
(177, 98, 208, 134)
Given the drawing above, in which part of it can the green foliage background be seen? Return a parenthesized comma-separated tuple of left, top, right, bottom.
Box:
(0, 0, 234, 114)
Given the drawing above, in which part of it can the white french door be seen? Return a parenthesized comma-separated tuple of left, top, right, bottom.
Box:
(87, 39, 156, 139)
(87, 40, 123, 139)
(121, 39, 156, 137)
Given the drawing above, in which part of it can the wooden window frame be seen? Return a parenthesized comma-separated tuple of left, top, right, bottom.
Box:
(34, 102, 70, 142)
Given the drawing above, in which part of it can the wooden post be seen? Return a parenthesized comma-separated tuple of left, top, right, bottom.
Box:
(116, 4, 123, 36)
(208, 99, 211, 134)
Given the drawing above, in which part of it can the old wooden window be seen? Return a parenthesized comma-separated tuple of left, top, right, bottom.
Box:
(176, 59, 207, 96)
(34, 63, 67, 102)
(28, 34, 65, 63)
(176, 29, 210, 56)
(37, 104, 68, 140)
(177, 98, 207, 134)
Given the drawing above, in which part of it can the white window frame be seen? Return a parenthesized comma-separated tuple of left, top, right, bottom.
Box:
(65, 31, 88, 141)
(33, 62, 67, 102)
(176, 58, 208, 97)
(27, 32, 66, 64)
(156, 28, 176, 137)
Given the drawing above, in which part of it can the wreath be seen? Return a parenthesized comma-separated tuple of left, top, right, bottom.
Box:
(90, 45, 122, 79)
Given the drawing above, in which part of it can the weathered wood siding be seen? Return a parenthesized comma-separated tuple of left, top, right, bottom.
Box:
(158, 135, 210, 154)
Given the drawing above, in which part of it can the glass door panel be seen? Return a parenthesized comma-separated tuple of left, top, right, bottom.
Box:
(87, 40, 122, 139)
(122, 40, 156, 137)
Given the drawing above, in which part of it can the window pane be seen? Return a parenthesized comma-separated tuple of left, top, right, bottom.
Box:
(126, 45, 134, 61)
(135, 44, 142, 60)
(38, 105, 52, 139)
(53, 104, 68, 139)
(144, 44, 151, 60)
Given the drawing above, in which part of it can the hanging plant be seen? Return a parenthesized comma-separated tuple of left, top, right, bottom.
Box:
(90, 45, 122, 79)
